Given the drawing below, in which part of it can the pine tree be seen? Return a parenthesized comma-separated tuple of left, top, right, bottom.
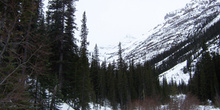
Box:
(161, 78, 170, 103)
(46, 0, 65, 109)
(77, 11, 94, 110)
(106, 61, 117, 109)
(213, 53, 220, 94)
(46, 0, 80, 109)
(200, 45, 217, 101)
(90, 44, 101, 106)
(144, 62, 153, 97)
(116, 42, 129, 108)
(60, 0, 79, 106)
(99, 61, 107, 105)
(128, 60, 138, 100)
(189, 44, 218, 102)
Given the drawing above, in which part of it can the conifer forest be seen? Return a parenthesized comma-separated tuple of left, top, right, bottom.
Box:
(1, 0, 220, 109)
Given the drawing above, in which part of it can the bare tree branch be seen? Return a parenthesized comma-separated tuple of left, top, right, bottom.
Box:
(0, 46, 42, 86)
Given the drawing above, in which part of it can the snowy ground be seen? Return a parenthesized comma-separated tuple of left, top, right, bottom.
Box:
(60, 94, 220, 110)
(60, 103, 112, 110)
(134, 94, 220, 110)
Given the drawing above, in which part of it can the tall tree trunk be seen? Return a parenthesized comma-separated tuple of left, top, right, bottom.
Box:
(50, 85, 58, 110)
(58, 39, 63, 90)
(58, 0, 65, 90)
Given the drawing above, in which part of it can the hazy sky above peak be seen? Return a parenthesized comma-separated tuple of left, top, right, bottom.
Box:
(75, 0, 192, 50)
(44, 0, 192, 50)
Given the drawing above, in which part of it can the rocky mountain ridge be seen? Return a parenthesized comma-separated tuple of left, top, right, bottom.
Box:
(99, 0, 220, 64)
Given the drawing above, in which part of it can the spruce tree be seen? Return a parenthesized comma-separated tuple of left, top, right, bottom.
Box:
(106, 61, 117, 109)
(61, 0, 79, 105)
(46, 0, 65, 109)
(116, 42, 129, 108)
(77, 11, 94, 110)
(90, 44, 101, 105)
(162, 78, 170, 103)
(128, 60, 138, 100)
(99, 61, 107, 105)
(213, 53, 220, 94)
(200, 45, 217, 101)
(189, 44, 218, 102)
(46, 0, 79, 109)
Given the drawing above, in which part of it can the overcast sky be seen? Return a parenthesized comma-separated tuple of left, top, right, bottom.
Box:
(75, 0, 192, 50)
(42, 0, 188, 51)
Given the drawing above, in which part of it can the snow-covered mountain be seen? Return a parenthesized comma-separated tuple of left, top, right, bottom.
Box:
(97, 0, 220, 84)
(100, 0, 220, 61)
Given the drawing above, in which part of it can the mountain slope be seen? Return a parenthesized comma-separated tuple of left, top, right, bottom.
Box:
(98, 0, 220, 84)
(159, 35, 220, 85)
(101, 0, 220, 62)
(125, 0, 220, 61)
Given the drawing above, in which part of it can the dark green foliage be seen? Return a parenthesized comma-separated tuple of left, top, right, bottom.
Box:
(0, 0, 51, 109)
(213, 53, 220, 95)
(88, 43, 166, 109)
(162, 78, 170, 103)
(76, 11, 94, 110)
(189, 46, 219, 102)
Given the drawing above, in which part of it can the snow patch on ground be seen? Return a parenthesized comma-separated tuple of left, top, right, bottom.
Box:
(196, 105, 220, 110)
(60, 103, 74, 110)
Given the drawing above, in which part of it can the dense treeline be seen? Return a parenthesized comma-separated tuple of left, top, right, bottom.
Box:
(189, 45, 220, 103)
(90, 42, 168, 109)
(1, 0, 220, 109)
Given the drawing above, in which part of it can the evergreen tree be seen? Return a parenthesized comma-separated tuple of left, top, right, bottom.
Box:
(106, 61, 117, 109)
(90, 44, 101, 106)
(189, 44, 218, 102)
(46, 0, 65, 109)
(144, 62, 153, 97)
(99, 61, 107, 105)
(46, 0, 79, 109)
(200, 45, 217, 101)
(213, 53, 220, 95)
(77, 11, 94, 110)
(116, 42, 129, 108)
(128, 60, 138, 100)
(61, 0, 79, 106)
(161, 78, 170, 103)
